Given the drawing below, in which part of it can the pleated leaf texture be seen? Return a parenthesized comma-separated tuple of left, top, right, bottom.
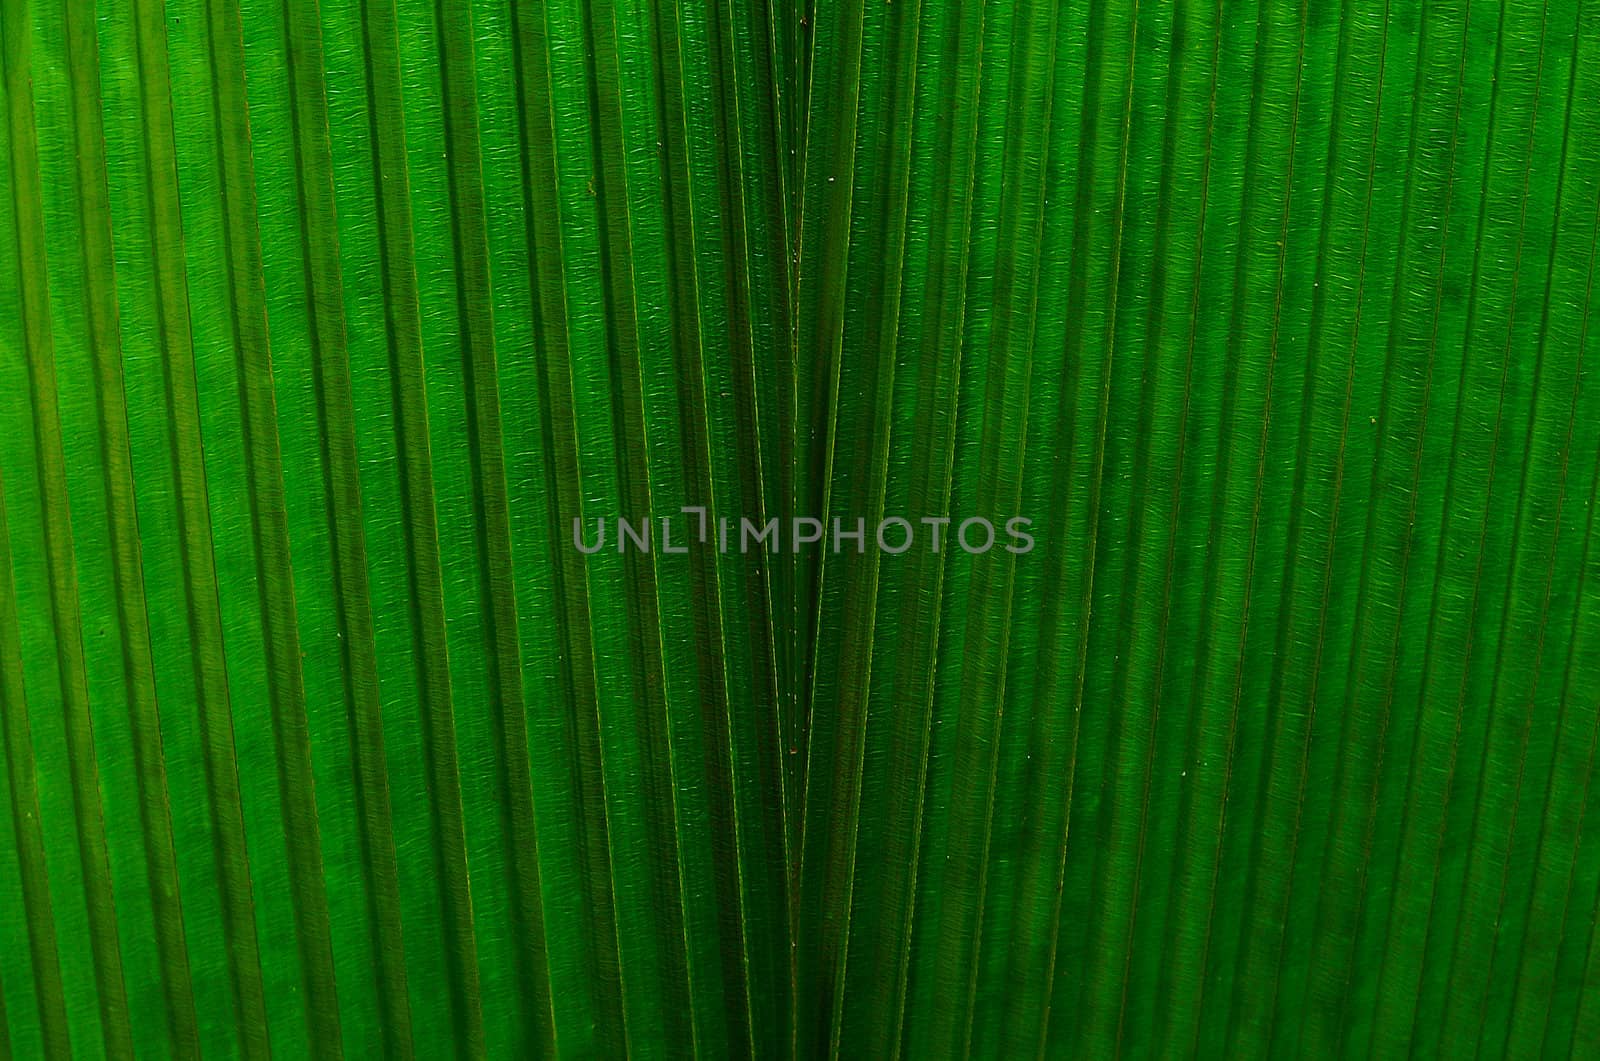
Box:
(1, 0, 1599, 1055)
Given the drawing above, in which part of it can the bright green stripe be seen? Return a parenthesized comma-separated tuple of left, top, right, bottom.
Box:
(0, 80, 80, 1056)
(1140, 0, 1260, 1038)
(832, 0, 970, 1050)
(1555, 242, 1600, 1053)
(569, 0, 695, 1047)
(92, 0, 255, 1051)
(1198, 0, 1326, 1042)
(134, 0, 276, 1044)
(498, 0, 627, 1051)
(797, 0, 908, 1050)
(631, 0, 747, 1050)
(1219, 0, 1390, 1049)
(1188, 2, 1314, 1049)
(444, 10, 563, 1041)
(1292, 3, 1467, 1052)
(160, 0, 319, 1050)
(976, 1, 1098, 1053)
(417, 0, 552, 1051)
(1367, 0, 1542, 1049)
(1070, 0, 1218, 1052)
(792, 0, 864, 826)
(239, 0, 419, 1050)
(697, 0, 794, 1048)
(1433, 4, 1585, 1052)
(0, 485, 66, 1058)
(1340, 3, 1484, 1054)
(1148, 1, 1307, 1052)
(651, 0, 766, 1046)
(199, 0, 346, 1050)
(1501, 17, 1600, 1055)
(1034, 0, 1152, 1054)
(336, 0, 487, 1050)
(391, 0, 531, 1055)
(1111, 0, 1226, 1049)
(1042, 1, 1146, 1055)
(915, 0, 1057, 1054)
(1, 5, 132, 1054)
(310, 0, 461, 1052)
(0, 964, 10, 1060)
(1482, 37, 1600, 1055)
(48, 0, 201, 1053)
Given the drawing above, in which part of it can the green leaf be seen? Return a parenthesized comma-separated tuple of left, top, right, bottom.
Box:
(2, 0, 1598, 1056)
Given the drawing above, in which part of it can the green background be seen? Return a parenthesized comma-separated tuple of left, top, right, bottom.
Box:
(1, 0, 1598, 1055)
